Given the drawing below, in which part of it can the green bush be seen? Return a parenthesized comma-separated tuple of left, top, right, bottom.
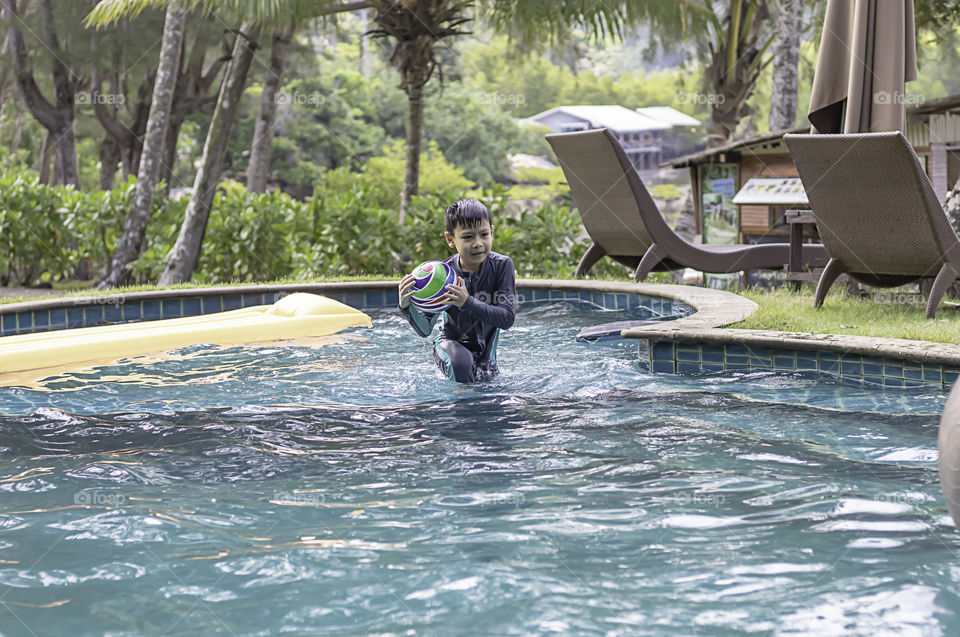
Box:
(0, 169, 74, 285)
(62, 177, 137, 277)
(0, 148, 609, 286)
(127, 194, 185, 283)
(197, 181, 308, 282)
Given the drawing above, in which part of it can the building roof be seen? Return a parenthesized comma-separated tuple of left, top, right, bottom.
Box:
(529, 105, 672, 133)
(657, 92, 960, 169)
(635, 106, 701, 127)
(663, 125, 811, 168)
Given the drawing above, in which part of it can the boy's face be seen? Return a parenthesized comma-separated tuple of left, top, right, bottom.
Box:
(445, 220, 493, 272)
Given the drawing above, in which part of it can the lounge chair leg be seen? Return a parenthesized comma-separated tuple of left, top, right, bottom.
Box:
(575, 243, 606, 278)
(636, 243, 668, 282)
(814, 258, 845, 308)
(926, 264, 959, 318)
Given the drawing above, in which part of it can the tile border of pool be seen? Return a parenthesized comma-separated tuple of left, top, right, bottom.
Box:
(623, 324, 960, 388)
(1, 279, 957, 388)
(0, 280, 744, 333)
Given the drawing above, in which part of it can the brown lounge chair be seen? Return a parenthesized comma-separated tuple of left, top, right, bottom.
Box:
(546, 128, 828, 282)
(785, 131, 960, 318)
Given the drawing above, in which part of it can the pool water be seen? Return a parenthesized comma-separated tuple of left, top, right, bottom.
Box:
(0, 302, 957, 635)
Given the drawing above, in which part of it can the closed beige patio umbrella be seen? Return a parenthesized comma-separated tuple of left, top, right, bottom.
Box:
(808, 0, 917, 133)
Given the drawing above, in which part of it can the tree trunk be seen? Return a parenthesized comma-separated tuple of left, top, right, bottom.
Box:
(10, 108, 24, 152)
(0, 0, 28, 138)
(401, 87, 424, 222)
(123, 70, 154, 179)
(358, 8, 370, 77)
(36, 0, 78, 186)
(768, 0, 802, 131)
(98, 2, 187, 288)
(93, 44, 154, 184)
(38, 128, 53, 184)
(4, 0, 81, 186)
(160, 22, 262, 285)
(51, 121, 79, 186)
(158, 113, 183, 189)
(0, 6, 11, 116)
(158, 31, 230, 190)
(705, 1, 772, 148)
(247, 24, 294, 193)
(99, 133, 121, 190)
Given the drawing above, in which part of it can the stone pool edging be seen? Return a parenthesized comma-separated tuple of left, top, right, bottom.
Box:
(2, 279, 956, 388)
(0, 279, 699, 337)
(623, 318, 960, 389)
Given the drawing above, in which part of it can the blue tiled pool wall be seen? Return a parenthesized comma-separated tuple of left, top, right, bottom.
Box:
(518, 288, 691, 318)
(0, 287, 691, 337)
(644, 338, 960, 389)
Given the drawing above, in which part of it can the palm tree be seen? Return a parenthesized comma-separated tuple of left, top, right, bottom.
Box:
(159, 18, 262, 284)
(702, 1, 775, 147)
(88, 0, 371, 286)
(161, 1, 373, 283)
(87, 0, 189, 288)
(367, 0, 472, 221)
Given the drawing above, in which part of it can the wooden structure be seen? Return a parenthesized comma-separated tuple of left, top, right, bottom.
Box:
(664, 94, 960, 242)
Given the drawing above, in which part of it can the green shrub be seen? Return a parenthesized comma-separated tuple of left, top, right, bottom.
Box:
(648, 183, 682, 200)
(507, 165, 570, 202)
(0, 169, 74, 285)
(498, 202, 590, 278)
(0, 147, 604, 286)
(62, 177, 136, 277)
(126, 194, 185, 283)
(197, 181, 308, 282)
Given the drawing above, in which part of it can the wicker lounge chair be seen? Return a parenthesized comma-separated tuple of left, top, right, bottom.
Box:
(546, 128, 828, 281)
(784, 131, 960, 318)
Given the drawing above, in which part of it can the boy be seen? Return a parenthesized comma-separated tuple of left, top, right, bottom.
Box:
(398, 198, 516, 383)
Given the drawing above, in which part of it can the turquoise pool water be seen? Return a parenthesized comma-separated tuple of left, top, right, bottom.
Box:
(0, 302, 957, 635)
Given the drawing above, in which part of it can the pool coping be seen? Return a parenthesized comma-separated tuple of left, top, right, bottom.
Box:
(0, 279, 699, 340)
(0, 279, 733, 319)
(2, 279, 957, 386)
(620, 324, 960, 367)
(3, 279, 953, 364)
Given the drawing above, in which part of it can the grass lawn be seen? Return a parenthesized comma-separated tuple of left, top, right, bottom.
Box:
(734, 286, 960, 344)
(3, 277, 959, 345)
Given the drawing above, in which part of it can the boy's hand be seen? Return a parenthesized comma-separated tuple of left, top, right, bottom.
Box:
(398, 274, 416, 309)
(441, 279, 468, 308)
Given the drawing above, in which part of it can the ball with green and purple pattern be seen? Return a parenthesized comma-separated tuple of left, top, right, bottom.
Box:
(410, 260, 462, 313)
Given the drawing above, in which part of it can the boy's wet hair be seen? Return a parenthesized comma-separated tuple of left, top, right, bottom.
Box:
(445, 198, 491, 234)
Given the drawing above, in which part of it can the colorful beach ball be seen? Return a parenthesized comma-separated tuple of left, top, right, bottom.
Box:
(410, 260, 462, 314)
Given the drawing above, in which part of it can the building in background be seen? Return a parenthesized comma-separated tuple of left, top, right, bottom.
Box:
(526, 105, 701, 181)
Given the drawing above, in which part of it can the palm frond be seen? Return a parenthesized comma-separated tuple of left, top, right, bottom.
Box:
(84, 0, 188, 28)
(86, 0, 368, 32)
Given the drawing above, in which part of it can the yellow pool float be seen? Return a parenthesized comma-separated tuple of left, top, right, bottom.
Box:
(0, 293, 371, 374)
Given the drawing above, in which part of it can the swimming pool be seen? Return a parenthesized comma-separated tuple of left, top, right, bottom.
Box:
(0, 301, 956, 635)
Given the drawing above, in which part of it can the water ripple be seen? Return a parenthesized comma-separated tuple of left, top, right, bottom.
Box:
(0, 303, 955, 635)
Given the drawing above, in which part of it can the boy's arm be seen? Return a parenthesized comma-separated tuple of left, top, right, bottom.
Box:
(399, 304, 442, 337)
(459, 257, 516, 329)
